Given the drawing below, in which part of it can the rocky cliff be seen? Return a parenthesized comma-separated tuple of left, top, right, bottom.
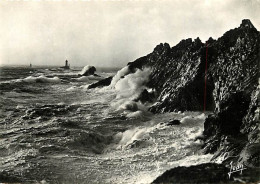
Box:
(91, 19, 259, 170)
(124, 19, 259, 168)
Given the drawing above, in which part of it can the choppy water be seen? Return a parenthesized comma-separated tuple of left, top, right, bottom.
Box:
(0, 66, 212, 183)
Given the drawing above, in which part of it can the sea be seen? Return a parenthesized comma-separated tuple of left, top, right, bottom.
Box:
(0, 65, 213, 184)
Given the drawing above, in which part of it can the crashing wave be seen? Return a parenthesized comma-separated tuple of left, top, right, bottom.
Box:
(108, 67, 152, 117)
(20, 75, 61, 83)
(79, 65, 96, 76)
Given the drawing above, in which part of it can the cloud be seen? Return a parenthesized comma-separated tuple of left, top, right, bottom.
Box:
(0, 0, 259, 67)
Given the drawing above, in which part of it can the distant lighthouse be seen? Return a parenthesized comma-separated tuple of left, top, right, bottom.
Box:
(61, 60, 70, 69)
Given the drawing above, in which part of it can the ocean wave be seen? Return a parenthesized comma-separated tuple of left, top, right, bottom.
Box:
(110, 66, 130, 87)
(111, 113, 206, 151)
(107, 67, 152, 118)
(105, 112, 212, 184)
(66, 86, 78, 91)
(76, 76, 90, 82)
(79, 65, 95, 75)
(75, 75, 102, 82)
(20, 75, 61, 83)
(113, 127, 154, 150)
(0, 75, 61, 84)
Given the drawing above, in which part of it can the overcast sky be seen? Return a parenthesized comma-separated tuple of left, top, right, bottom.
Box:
(0, 0, 259, 67)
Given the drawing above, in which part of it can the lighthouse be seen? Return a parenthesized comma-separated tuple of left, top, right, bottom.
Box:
(61, 60, 70, 69)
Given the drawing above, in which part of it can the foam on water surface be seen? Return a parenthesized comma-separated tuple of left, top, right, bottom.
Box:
(101, 112, 213, 184)
(0, 66, 214, 183)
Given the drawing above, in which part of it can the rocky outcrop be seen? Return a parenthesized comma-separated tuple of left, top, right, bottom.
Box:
(87, 76, 113, 89)
(79, 65, 97, 76)
(134, 89, 155, 103)
(239, 84, 260, 167)
(90, 19, 259, 168)
(127, 38, 214, 112)
(201, 19, 259, 167)
(121, 19, 259, 167)
(152, 163, 260, 184)
(127, 20, 259, 116)
(166, 119, 181, 126)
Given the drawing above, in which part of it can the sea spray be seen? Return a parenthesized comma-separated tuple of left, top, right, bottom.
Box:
(79, 65, 96, 76)
(104, 112, 213, 184)
(109, 67, 152, 116)
(114, 68, 151, 99)
(1, 66, 214, 184)
(110, 66, 130, 87)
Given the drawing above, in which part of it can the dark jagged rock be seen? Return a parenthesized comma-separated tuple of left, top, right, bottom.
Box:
(238, 84, 260, 167)
(116, 19, 259, 167)
(134, 89, 155, 103)
(0, 171, 23, 183)
(124, 102, 138, 112)
(201, 19, 260, 166)
(126, 19, 259, 115)
(240, 19, 256, 29)
(166, 119, 181, 126)
(152, 163, 260, 184)
(87, 76, 113, 89)
(80, 66, 96, 76)
(126, 37, 213, 113)
(93, 73, 101, 77)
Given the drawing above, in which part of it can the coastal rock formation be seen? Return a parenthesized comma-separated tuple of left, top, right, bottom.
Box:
(201, 19, 259, 167)
(134, 89, 155, 103)
(124, 19, 259, 168)
(79, 65, 96, 76)
(152, 163, 260, 184)
(92, 19, 259, 168)
(87, 76, 113, 89)
(128, 38, 213, 112)
(166, 119, 181, 126)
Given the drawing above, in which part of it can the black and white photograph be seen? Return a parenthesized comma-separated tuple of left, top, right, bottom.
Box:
(0, 0, 259, 183)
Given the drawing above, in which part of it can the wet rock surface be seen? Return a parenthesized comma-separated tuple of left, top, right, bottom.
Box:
(76, 19, 259, 181)
(166, 119, 181, 126)
(201, 19, 260, 167)
(109, 19, 260, 180)
(126, 19, 259, 115)
(127, 19, 259, 166)
(82, 66, 96, 76)
(134, 89, 155, 103)
(152, 163, 260, 184)
(87, 76, 113, 89)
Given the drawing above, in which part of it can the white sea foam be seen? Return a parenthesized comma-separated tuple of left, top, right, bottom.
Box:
(19, 75, 61, 83)
(88, 75, 102, 80)
(76, 75, 102, 82)
(114, 113, 206, 151)
(76, 76, 90, 82)
(114, 126, 154, 150)
(180, 113, 206, 125)
(66, 86, 78, 91)
(108, 67, 152, 116)
(106, 112, 213, 184)
(110, 66, 130, 87)
(125, 110, 144, 118)
(114, 68, 151, 97)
